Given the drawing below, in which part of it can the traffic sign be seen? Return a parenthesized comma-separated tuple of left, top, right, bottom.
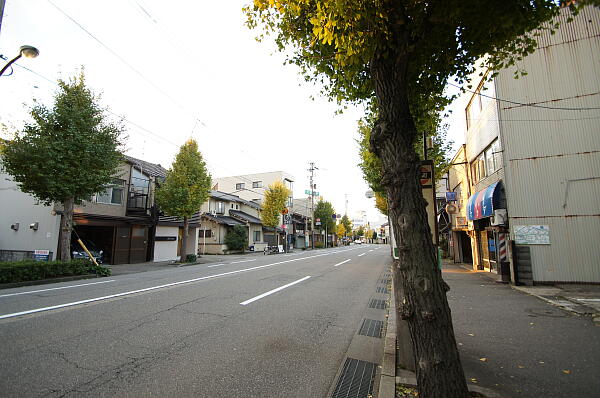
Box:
(304, 189, 320, 196)
(419, 163, 433, 187)
(332, 214, 337, 219)
(283, 214, 292, 224)
(281, 208, 289, 215)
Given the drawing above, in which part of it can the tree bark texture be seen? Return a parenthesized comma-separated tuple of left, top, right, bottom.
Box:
(370, 53, 469, 397)
(59, 197, 74, 261)
(181, 216, 189, 262)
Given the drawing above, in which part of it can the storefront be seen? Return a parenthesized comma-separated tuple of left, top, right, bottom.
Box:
(466, 181, 509, 279)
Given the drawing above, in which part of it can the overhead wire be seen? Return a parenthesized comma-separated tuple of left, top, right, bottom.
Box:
(46, 0, 207, 126)
(447, 81, 600, 111)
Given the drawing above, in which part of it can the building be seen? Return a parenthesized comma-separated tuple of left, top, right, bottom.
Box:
(212, 171, 294, 206)
(1, 155, 166, 264)
(448, 5, 600, 284)
(154, 190, 267, 257)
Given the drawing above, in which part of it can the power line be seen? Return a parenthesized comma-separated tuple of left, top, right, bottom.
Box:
(46, 0, 207, 125)
(447, 81, 600, 111)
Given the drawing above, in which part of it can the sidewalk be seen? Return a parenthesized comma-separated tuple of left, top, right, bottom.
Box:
(442, 262, 600, 397)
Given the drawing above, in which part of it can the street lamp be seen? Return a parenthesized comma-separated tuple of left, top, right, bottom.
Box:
(0, 45, 39, 77)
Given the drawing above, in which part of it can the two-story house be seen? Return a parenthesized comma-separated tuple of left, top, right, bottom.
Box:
(0, 155, 166, 264)
(155, 190, 267, 258)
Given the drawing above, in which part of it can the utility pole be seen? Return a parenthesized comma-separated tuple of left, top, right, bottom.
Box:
(308, 162, 318, 249)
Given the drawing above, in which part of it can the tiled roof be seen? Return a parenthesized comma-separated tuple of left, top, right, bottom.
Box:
(210, 190, 261, 209)
(158, 212, 202, 226)
(202, 213, 246, 226)
(229, 209, 262, 225)
(125, 155, 168, 178)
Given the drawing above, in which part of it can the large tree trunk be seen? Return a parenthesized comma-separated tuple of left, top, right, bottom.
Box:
(370, 52, 469, 397)
(181, 216, 189, 263)
(59, 197, 74, 261)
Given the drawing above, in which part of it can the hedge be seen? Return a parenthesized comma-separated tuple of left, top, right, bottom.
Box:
(0, 259, 111, 284)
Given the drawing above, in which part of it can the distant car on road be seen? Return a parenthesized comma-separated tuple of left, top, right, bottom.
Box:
(354, 239, 363, 244)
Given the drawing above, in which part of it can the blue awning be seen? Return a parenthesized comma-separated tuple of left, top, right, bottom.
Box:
(467, 181, 501, 221)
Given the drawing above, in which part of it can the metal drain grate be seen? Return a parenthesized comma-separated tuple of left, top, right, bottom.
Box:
(358, 318, 383, 338)
(331, 357, 377, 398)
(376, 286, 389, 294)
(368, 298, 387, 310)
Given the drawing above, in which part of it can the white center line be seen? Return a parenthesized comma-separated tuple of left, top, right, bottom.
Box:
(333, 259, 351, 267)
(239, 276, 311, 306)
(0, 251, 335, 320)
(207, 263, 225, 268)
(229, 259, 257, 264)
(358, 253, 366, 257)
(0, 280, 116, 299)
(369, 249, 374, 252)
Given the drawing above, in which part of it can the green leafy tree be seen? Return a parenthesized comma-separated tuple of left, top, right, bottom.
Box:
(245, 1, 575, 394)
(356, 226, 364, 237)
(0, 71, 123, 261)
(313, 199, 335, 232)
(155, 139, 211, 262)
(340, 214, 352, 237)
(372, 230, 378, 240)
(260, 180, 291, 244)
(224, 225, 248, 253)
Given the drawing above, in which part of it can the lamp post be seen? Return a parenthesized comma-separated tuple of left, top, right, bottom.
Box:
(0, 45, 39, 77)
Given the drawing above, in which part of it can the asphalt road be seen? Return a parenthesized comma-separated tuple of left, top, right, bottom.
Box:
(0, 245, 389, 398)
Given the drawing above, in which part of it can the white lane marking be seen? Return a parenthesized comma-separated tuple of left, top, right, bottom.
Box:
(240, 276, 311, 306)
(207, 263, 225, 268)
(0, 280, 116, 299)
(229, 259, 257, 264)
(0, 251, 336, 320)
(577, 298, 600, 302)
(358, 253, 366, 257)
(333, 259, 351, 267)
(369, 249, 374, 252)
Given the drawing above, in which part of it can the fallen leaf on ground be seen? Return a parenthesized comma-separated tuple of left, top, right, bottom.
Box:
(479, 358, 487, 362)
(518, 365, 525, 369)
(470, 378, 478, 384)
(562, 370, 571, 374)
(468, 333, 475, 336)
(539, 361, 545, 364)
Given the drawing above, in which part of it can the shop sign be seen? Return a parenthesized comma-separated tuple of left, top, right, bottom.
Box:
(33, 249, 50, 262)
(455, 216, 467, 227)
(514, 225, 550, 245)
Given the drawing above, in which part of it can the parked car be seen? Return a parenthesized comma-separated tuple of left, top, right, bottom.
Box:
(354, 239, 363, 244)
(71, 240, 104, 264)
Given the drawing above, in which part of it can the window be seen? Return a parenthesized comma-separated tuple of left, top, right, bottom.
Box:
(465, 74, 495, 130)
(470, 139, 502, 184)
(236, 204, 239, 209)
(231, 203, 234, 208)
(284, 179, 293, 192)
(236, 183, 245, 190)
(253, 230, 261, 242)
(287, 197, 293, 208)
(199, 230, 212, 238)
(94, 179, 124, 205)
(216, 201, 225, 214)
(252, 181, 262, 188)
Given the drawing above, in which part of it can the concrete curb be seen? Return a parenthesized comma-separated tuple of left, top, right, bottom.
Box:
(0, 274, 100, 290)
(377, 270, 396, 398)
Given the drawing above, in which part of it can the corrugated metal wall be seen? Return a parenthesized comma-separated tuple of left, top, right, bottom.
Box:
(496, 6, 600, 282)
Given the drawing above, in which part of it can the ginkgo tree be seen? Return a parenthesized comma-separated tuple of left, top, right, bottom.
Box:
(245, 1, 578, 395)
(260, 180, 291, 246)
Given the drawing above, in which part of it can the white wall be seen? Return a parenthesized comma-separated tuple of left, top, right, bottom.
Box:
(0, 172, 61, 260)
(153, 225, 179, 262)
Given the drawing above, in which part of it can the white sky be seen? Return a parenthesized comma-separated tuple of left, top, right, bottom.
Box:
(0, 0, 464, 227)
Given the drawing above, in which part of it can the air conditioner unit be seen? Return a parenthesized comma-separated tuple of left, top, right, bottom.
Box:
(490, 209, 508, 226)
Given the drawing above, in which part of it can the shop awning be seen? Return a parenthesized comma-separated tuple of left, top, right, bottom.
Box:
(467, 181, 501, 221)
